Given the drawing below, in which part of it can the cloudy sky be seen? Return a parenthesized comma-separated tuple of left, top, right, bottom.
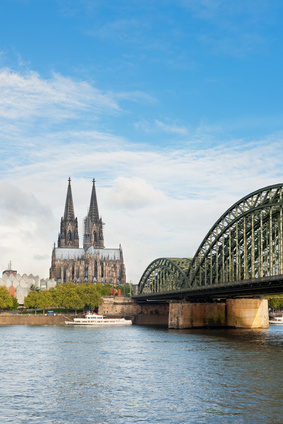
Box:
(0, 0, 283, 283)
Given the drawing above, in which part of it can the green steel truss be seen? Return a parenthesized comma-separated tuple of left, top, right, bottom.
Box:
(138, 258, 191, 294)
(138, 184, 283, 295)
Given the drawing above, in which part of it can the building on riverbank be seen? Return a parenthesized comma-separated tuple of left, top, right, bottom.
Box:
(1, 264, 56, 305)
(49, 179, 126, 286)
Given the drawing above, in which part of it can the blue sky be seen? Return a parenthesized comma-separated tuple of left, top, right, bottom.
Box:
(0, 0, 283, 282)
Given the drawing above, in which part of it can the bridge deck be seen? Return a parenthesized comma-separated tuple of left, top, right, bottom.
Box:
(134, 275, 283, 302)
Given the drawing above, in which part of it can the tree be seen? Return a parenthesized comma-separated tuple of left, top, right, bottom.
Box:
(9, 297, 19, 310)
(54, 282, 84, 313)
(77, 283, 103, 311)
(30, 284, 40, 292)
(37, 290, 54, 315)
(24, 290, 40, 314)
(62, 290, 84, 314)
(99, 283, 112, 296)
(0, 286, 14, 309)
(117, 283, 131, 296)
(267, 295, 283, 311)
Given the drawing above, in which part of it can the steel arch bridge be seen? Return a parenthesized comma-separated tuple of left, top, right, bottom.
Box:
(137, 184, 283, 300)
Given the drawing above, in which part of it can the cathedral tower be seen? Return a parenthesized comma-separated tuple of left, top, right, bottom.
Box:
(58, 178, 79, 248)
(50, 178, 126, 285)
(83, 179, 104, 250)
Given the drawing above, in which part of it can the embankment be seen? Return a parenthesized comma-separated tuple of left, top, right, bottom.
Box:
(0, 313, 71, 325)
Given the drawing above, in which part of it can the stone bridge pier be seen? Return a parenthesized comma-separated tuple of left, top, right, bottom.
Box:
(98, 296, 269, 328)
(169, 298, 269, 329)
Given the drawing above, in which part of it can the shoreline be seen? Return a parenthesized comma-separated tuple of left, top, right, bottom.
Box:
(0, 313, 72, 326)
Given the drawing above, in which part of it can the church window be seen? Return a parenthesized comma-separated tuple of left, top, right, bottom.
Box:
(72, 266, 75, 280)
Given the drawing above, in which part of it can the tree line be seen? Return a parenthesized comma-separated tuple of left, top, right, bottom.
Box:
(24, 282, 103, 314)
(0, 282, 132, 312)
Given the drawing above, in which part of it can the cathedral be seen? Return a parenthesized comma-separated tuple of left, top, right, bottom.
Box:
(50, 178, 126, 286)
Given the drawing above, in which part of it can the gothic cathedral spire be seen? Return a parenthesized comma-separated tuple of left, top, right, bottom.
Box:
(83, 179, 104, 250)
(58, 178, 80, 248)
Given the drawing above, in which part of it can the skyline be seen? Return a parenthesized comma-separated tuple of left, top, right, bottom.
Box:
(0, 0, 283, 283)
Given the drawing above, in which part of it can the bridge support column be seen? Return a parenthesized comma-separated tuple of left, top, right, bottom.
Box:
(169, 298, 269, 329)
(226, 298, 269, 328)
(169, 301, 226, 329)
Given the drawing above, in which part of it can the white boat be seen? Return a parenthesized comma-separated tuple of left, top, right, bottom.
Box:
(269, 316, 283, 325)
(65, 312, 132, 326)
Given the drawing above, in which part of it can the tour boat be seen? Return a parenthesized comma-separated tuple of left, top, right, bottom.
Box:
(269, 316, 283, 325)
(65, 312, 132, 326)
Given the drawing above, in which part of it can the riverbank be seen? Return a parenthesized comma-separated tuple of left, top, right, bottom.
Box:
(0, 313, 73, 325)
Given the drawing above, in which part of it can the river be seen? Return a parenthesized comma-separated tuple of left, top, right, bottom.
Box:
(0, 324, 282, 423)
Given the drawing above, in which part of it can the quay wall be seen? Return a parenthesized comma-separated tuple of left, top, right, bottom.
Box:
(0, 313, 68, 326)
(99, 297, 169, 326)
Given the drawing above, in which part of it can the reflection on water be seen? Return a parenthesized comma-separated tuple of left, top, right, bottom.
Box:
(0, 325, 282, 424)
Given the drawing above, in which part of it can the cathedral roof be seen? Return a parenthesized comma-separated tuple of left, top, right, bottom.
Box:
(55, 248, 84, 260)
(86, 246, 121, 260)
(55, 247, 121, 261)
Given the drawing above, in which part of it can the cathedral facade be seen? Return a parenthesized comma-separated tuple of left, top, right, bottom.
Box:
(50, 179, 126, 286)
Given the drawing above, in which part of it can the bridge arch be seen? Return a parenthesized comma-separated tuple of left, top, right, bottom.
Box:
(188, 183, 283, 287)
(138, 184, 283, 295)
(138, 258, 191, 294)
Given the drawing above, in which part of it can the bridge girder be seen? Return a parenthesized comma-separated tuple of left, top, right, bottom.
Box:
(138, 184, 283, 297)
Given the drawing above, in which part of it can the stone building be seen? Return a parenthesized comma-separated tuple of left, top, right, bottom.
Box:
(1, 264, 56, 305)
(50, 178, 126, 286)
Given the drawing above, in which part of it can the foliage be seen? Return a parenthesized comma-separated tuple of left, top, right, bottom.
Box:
(267, 295, 283, 310)
(0, 286, 14, 309)
(77, 283, 103, 311)
(99, 283, 112, 296)
(37, 290, 54, 314)
(117, 283, 131, 297)
(9, 297, 19, 310)
(23, 282, 104, 313)
(24, 290, 41, 313)
(30, 284, 40, 292)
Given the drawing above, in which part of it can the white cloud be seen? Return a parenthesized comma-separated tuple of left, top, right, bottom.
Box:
(0, 68, 283, 284)
(135, 118, 189, 135)
(1, 132, 282, 283)
(103, 177, 166, 209)
(0, 68, 120, 121)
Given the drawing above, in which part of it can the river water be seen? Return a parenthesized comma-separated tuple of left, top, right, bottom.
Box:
(0, 324, 282, 424)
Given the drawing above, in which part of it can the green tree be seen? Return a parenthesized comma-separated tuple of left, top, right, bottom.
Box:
(267, 295, 283, 311)
(117, 283, 131, 297)
(63, 289, 84, 314)
(77, 283, 103, 311)
(24, 290, 40, 314)
(37, 290, 54, 315)
(30, 284, 40, 292)
(99, 283, 112, 296)
(53, 282, 84, 313)
(9, 297, 19, 310)
(0, 286, 14, 309)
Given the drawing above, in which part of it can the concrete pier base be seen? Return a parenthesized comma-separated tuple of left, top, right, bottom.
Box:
(169, 301, 226, 329)
(169, 298, 269, 329)
(226, 298, 269, 328)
